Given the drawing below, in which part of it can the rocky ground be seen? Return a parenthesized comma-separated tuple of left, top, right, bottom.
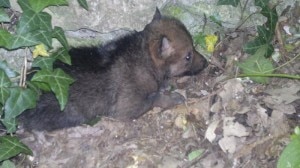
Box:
(14, 5, 300, 168)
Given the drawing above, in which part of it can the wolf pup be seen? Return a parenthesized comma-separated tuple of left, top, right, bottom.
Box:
(20, 9, 207, 131)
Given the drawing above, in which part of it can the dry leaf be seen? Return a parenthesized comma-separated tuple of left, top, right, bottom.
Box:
(205, 120, 221, 142)
(218, 136, 237, 153)
(223, 117, 249, 137)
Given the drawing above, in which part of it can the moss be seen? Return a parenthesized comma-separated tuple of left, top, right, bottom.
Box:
(164, 5, 183, 18)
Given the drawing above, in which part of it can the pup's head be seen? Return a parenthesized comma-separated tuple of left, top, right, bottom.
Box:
(145, 8, 208, 77)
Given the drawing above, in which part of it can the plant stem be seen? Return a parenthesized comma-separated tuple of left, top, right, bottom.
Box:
(238, 73, 300, 79)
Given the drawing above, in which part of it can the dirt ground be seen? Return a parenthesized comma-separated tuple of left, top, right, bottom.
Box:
(16, 8, 300, 168)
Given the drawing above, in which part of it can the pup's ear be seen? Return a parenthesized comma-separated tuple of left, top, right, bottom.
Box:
(152, 7, 161, 21)
(160, 37, 174, 59)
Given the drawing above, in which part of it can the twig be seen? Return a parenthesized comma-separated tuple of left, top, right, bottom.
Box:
(19, 48, 29, 87)
(270, 52, 300, 72)
(202, 14, 207, 33)
(235, 12, 259, 30)
(275, 20, 287, 61)
(240, 0, 249, 20)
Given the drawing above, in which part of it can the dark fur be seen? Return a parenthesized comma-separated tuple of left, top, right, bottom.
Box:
(20, 9, 207, 131)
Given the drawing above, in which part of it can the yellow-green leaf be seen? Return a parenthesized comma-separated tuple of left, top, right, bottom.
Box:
(188, 149, 204, 161)
(32, 44, 49, 58)
(205, 35, 218, 53)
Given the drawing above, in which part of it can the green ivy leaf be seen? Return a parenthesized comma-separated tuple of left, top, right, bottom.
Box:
(4, 88, 38, 116)
(243, 38, 274, 57)
(0, 8, 10, 22)
(0, 0, 10, 8)
(32, 57, 55, 70)
(239, 45, 274, 83)
(0, 136, 32, 162)
(0, 105, 3, 116)
(243, 37, 264, 55)
(9, 31, 41, 49)
(243, 26, 274, 57)
(31, 69, 75, 110)
(0, 29, 54, 50)
(263, 43, 273, 58)
(25, 81, 43, 96)
(1, 118, 17, 133)
(257, 26, 273, 42)
(0, 29, 40, 49)
(217, 0, 240, 7)
(0, 70, 11, 106)
(16, 10, 52, 34)
(52, 48, 71, 65)
(0, 160, 16, 168)
(254, 0, 269, 9)
(14, 3, 53, 48)
(188, 149, 204, 161)
(261, 7, 278, 33)
(28, 0, 68, 13)
(77, 0, 88, 10)
(3, 88, 38, 133)
(30, 81, 51, 92)
(17, 0, 32, 11)
(35, 30, 52, 48)
(0, 29, 12, 48)
(277, 135, 300, 168)
(194, 33, 206, 49)
(52, 27, 69, 50)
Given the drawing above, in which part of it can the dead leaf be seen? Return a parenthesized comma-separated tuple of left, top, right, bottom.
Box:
(218, 136, 237, 153)
(223, 117, 249, 137)
(269, 110, 290, 136)
(205, 120, 221, 143)
(200, 153, 225, 168)
(265, 84, 300, 104)
(210, 99, 222, 113)
(219, 79, 245, 106)
(174, 114, 187, 129)
(256, 104, 269, 127)
(211, 79, 248, 122)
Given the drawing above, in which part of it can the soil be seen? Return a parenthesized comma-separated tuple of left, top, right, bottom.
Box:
(15, 7, 300, 168)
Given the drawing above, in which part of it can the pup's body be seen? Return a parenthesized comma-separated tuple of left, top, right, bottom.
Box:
(20, 9, 207, 131)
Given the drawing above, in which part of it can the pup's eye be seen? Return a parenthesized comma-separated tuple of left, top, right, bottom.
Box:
(185, 52, 192, 61)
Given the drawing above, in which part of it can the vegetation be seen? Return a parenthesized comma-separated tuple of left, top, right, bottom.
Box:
(0, 0, 87, 166)
(196, 0, 299, 83)
(277, 127, 300, 168)
(215, 0, 300, 167)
